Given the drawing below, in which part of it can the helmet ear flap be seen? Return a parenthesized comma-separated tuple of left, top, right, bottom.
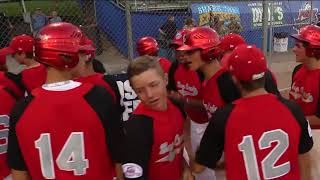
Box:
(310, 48, 320, 59)
(200, 48, 220, 62)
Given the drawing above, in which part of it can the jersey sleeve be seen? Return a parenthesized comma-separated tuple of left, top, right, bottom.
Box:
(196, 104, 234, 168)
(264, 70, 281, 97)
(122, 114, 153, 179)
(278, 97, 313, 154)
(84, 85, 124, 163)
(167, 61, 179, 91)
(7, 96, 34, 171)
(217, 72, 241, 104)
(103, 74, 125, 114)
(291, 64, 303, 86)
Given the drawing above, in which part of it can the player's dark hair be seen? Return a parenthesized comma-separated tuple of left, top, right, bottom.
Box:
(127, 55, 164, 83)
(239, 76, 265, 91)
(17, 51, 34, 59)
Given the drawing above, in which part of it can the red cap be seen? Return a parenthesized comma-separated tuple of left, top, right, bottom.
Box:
(177, 27, 220, 51)
(220, 33, 246, 52)
(0, 54, 6, 66)
(0, 34, 34, 55)
(291, 25, 320, 47)
(170, 29, 190, 47)
(228, 44, 267, 82)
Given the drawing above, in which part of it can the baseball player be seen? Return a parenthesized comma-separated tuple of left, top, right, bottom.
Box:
(290, 25, 320, 128)
(72, 38, 122, 106)
(136, 36, 171, 74)
(194, 44, 313, 180)
(220, 33, 281, 96)
(177, 27, 241, 180)
(0, 34, 46, 95)
(122, 56, 185, 180)
(7, 22, 124, 180)
(0, 85, 16, 180)
(0, 54, 24, 97)
(167, 29, 209, 180)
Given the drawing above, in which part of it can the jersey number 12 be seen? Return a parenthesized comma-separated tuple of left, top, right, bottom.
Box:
(35, 132, 89, 179)
(238, 129, 290, 180)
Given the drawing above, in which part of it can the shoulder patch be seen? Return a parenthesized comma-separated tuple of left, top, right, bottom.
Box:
(122, 163, 143, 178)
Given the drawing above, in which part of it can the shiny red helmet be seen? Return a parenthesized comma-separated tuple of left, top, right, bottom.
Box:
(136, 36, 159, 56)
(220, 33, 246, 52)
(177, 27, 220, 51)
(35, 22, 94, 69)
(177, 27, 221, 62)
(170, 29, 190, 48)
(291, 25, 320, 47)
(291, 25, 320, 58)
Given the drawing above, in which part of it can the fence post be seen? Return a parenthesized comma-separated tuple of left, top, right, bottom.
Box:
(268, 1, 274, 66)
(125, 0, 134, 61)
(21, 0, 33, 33)
(262, 0, 268, 55)
(310, 0, 313, 24)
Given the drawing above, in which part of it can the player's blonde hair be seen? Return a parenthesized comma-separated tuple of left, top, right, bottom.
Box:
(127, 55, 165, 82)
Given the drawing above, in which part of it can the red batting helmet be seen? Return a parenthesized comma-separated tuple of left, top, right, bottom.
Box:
(136, 36, 159, 56)
(35, 22, 94, 69)
(170, 29, 190, 48)
(291, 25, 320, 58)
(220, 33, 246, 52)
(177, 27, 220, 62)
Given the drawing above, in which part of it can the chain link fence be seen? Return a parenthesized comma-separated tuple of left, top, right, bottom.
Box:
(0, 0, 318, 67)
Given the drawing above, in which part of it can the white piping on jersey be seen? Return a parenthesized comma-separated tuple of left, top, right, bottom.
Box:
(42, 80, 81, 91)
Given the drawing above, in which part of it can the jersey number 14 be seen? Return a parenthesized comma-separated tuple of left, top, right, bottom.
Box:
(238, 129, 290, 180)
(35, 132, 89, 179)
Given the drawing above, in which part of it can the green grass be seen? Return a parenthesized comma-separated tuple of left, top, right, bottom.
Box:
(0, 0, 82, 16)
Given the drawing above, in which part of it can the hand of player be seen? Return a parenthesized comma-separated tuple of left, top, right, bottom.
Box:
(168, 90, 185, 103)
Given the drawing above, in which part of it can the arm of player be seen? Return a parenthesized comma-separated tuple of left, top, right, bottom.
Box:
(11, 170, 31, 180)
(291, 101, 314, 179)
(306, 115, 320, 128)
(7, 97, 33, 173)
(298, 152, 312, 180)
(122, 115, 153, 180)
(193, 105, 233, 173)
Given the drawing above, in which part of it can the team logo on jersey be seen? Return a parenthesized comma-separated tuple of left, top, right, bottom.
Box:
(122, 163, 143, 178)
(290, 83, 314, 103)
(203, 102, 218, 119)
(156, 134, 183, 163)
(177, 81, 198, 97)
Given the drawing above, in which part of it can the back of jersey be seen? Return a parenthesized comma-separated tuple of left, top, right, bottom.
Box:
(224, 94, 311, 180)
(0, 86, 16, 179)
(9, 82, 118, 180)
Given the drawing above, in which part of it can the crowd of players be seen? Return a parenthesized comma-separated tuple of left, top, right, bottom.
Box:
(0, 21, 319, 180)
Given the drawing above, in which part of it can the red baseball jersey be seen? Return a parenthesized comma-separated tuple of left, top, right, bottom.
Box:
(0, 72, 24, 97)
(74, 73, 120, 104)
(197, 94, 313, 180)
(169, 62, 208, 123)
(7, 81, 123, 180)
(202, 68, 240, 120)
(290, 64, 320, 116)
(158, 57, 171, 74)
(20, 64, 47, 94)
(122, 99, 184, 180)
(0, 86, 16, 179)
